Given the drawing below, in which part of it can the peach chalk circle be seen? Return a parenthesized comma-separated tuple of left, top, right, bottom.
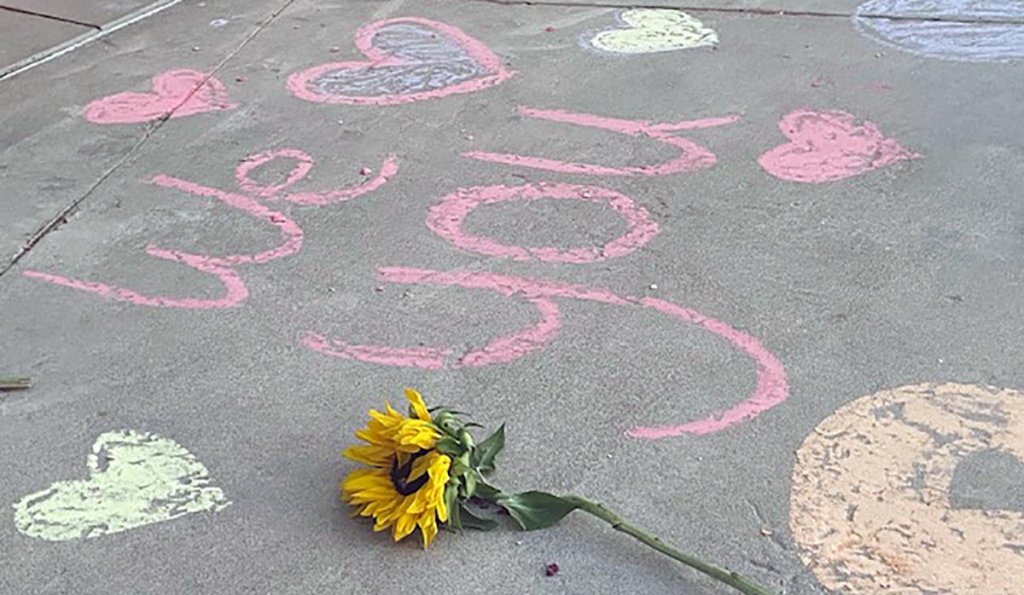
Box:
(790, 382, 1024, 594)
(426, 183, 660, 263)
(303, 267, 788, 438)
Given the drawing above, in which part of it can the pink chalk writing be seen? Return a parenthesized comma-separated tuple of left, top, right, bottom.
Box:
(303, 267, 788, 438)
(83, 69, 237, 125)
(464, 107, 739, 176)
(305, 283, 561, 369)
(287, 17, 513, 106)
(426, 183, 659, 263)
(234, 148, 399, 205)
(235, 148, 314, 198)
(24, 148, 397, 308)
(24, 258, 248, 309)
(758, 109, 920, 183)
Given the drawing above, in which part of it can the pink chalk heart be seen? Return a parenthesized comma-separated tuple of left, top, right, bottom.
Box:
(84, 69, 237, 125)
(758, 109, 919, 183)
(287, 17, 513, 106)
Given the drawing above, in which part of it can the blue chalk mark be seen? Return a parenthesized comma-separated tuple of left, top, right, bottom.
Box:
(854, 0, 1024, 62)
(312, 23, 486, 97)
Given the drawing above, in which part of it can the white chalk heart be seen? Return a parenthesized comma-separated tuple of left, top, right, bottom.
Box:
(590, 9, 718, 54)
(13, 429, 230, 541)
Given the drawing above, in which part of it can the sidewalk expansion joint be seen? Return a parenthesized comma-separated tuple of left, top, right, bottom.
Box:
(0, 5, 101, 30)
(464, 0, 1024, 26)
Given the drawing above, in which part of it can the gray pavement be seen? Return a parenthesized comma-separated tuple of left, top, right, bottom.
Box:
(0, 1, 185, 77)
(2, 0, 157, 26)
(2, 0, 1023, 593)
(0, 8, 91, 69)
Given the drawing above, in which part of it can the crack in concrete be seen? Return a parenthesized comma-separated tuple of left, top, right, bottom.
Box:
(0, 0, 298, 281)
(464, 0, 1024, 27)
(0, 6, 101, 30)
(0, 0, 188, 80)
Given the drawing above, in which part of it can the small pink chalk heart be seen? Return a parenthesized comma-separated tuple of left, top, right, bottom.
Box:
(758, 109, 919, 183)
(84, 69, 237, 125)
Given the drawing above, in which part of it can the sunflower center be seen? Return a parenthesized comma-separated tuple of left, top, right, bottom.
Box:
(390, 450, 431, 496)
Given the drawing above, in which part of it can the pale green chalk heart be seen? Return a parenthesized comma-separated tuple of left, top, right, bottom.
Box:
(13, 429, 230, 541)
(591, 9, 718, 54)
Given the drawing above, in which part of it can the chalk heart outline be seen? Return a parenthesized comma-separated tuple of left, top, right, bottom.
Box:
(590, 9, 718, 54)
(13, 429, 230, 541)
(84, 69, 237, 125)
(287, 17, 513, 105)
(758, 109, 921, 183)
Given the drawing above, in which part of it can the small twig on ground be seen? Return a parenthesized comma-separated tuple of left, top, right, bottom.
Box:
(0, 376, 32, 390)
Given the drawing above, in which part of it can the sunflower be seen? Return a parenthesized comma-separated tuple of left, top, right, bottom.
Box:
(342, 389, 451, 547)
(339, 389, 777, 595)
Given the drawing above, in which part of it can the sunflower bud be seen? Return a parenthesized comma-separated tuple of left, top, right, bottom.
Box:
(458, 428, 476, 449)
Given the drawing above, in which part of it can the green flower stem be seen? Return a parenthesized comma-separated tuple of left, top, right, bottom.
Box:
(562, 495, 778, 595)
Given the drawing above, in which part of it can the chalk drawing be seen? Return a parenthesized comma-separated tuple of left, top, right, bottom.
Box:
(303, 267, 788, 439)
(426, 183, 659, 263)
(24, 148, 398, 308)
(854, 0, 1024, 63)
(84, 69, 237, 125)
(13, 429, 229, 541)
(465, 107, 739, 176)
(287, 17, 513, 106)
(758, 109, 920, 183)
(790, 383, 1024, 594)
(588, 9, 718, 54)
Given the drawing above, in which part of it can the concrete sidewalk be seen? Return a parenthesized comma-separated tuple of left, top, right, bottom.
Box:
(1, 0, 1023, 593)
(0, 1, 188, 78)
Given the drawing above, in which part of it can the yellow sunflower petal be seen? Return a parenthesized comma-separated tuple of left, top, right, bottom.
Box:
(394, 420, 441, 451)
(428, 454, 451, 522)
(343, 444, 393, 467)
(373, 515, 396, 532)
(342, 471, 392, 494)
(340, 467, 378, 489)
(393, 504, 419, 542)
(418, 514, 439, 548)
(405, 388, 432, 422)
(368, 404, 404, 428)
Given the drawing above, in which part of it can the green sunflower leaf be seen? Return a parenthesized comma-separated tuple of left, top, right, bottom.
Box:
(435, 436, 464, 457)
(473, 478, 503, 501)
(458, 504, 499, 531)
(498, 491, 578, 531)
(472, 424, 505, 474)
(444, 484, 462, 531)
(461, 470, 478, 499)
